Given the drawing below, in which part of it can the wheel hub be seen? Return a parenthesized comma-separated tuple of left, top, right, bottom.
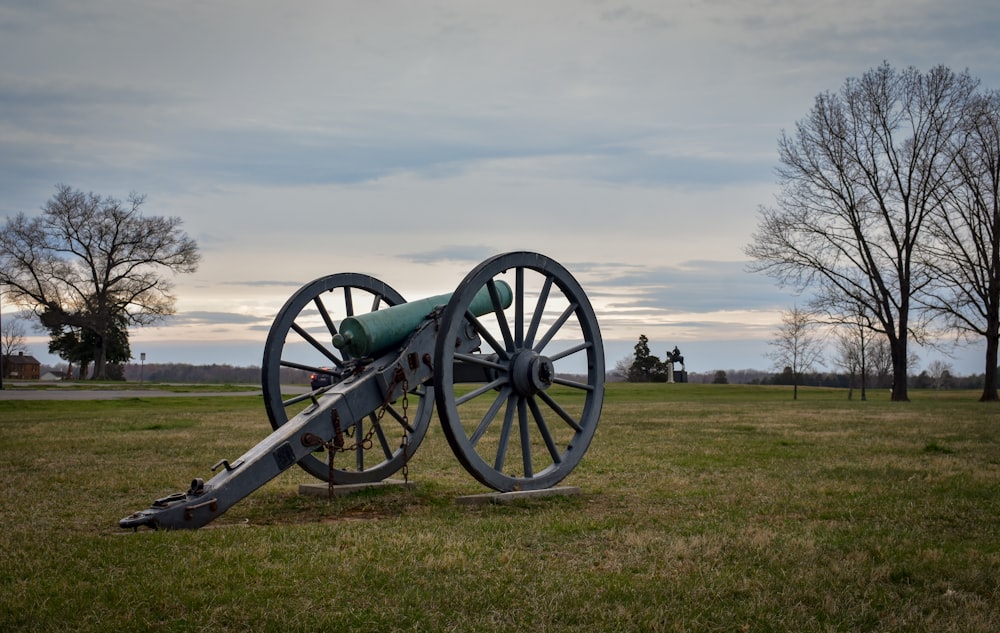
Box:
(510, 350, 554, 396)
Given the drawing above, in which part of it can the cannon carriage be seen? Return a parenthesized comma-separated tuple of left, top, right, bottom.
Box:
(120, 252, 605, 530)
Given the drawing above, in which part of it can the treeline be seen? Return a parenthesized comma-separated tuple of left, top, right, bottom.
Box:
(41, 362, 311, 385)
(684, 368, 986, 390)
(123, 363, 264, 384)
(39, 361, 986, 391)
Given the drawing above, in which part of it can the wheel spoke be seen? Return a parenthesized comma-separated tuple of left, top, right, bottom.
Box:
(280, 391, 319, 408)
(465, 312, 510, 360)
(352, 416, 364, 455)
(280, 359, 332, 373)
(291, 322, 343, 366)
(528, 396, 562, 464)
(534, 302, 578, 353)
(552, 375, 596, 392)
(456, 376, 508, 406)
(538, 390, 584, 433)
(494, 393, 517, 471)
(343, 286, 354, 317)
(371, 416, 394, 461)
(524, 274, 553, 349)
(518, 397, 533, 478)
(470, 387, 510, 446)
(382, 401, 417, 434)
(514, 267, 524, 347)
(313, 295, 337, 338)
(454, 352, 505, 371)
(487, 278, 515, 351)
(547, 340, 591, 363)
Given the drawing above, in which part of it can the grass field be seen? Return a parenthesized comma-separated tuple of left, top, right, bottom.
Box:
(1, 384, 998, 632)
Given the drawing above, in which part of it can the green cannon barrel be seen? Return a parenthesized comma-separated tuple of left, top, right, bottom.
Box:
(332, 281, 513, 357)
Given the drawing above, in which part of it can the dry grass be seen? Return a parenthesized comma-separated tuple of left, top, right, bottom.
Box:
(0, 384, 998, 631)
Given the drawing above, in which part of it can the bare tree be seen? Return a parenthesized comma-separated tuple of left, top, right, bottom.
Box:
(0, 308, 28, 388)
(0, 185, 200, 379)
(767, 306, 825, 400)
(747, 63, 980, 401)
(926, 359, 954, 391)
(919, 90, 1000, 401)
(1, 313, 29, 359)
(833, 327, 864, 401)
(867, 336, 896, 390)
(826, 299, 875, 400)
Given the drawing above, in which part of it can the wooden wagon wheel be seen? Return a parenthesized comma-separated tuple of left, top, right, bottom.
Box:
(433, 252, 605, 491)
(261, 273, 433, 484)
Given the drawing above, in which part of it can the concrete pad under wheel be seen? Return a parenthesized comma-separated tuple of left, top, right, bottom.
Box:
(298, 479, 413, 497)
(455, 486, 581, 505)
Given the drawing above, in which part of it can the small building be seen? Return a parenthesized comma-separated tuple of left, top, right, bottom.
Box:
(2, 352, 41, 380)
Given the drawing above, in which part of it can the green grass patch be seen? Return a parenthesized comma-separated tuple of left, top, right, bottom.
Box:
(0, 384, 997, 631)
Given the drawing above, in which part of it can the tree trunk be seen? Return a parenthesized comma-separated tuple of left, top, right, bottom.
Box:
(981, 329, 999, 402)
(890, 342, 909, 402)
(860, 332, 867, 401)
(91, 332, 107, 380)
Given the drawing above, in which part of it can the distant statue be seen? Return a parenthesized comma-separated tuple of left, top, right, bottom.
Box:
(666, 346, 685, 370)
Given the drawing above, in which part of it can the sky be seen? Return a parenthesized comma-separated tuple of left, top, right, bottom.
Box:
(3, 0, 1000, 377)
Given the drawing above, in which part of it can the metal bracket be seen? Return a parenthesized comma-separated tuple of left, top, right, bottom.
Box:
(211, 459, 245, 473)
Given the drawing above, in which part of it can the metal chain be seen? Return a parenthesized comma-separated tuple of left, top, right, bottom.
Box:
(326, 410, 344, 498)
(388, 368, 411, 485)
(323, 365, 410, 497)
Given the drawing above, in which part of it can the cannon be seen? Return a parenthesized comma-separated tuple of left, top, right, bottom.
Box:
(120, 252, 605, 530)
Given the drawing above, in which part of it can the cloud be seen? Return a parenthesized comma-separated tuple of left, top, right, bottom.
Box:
(220, 280, 308, 288)
(5, 0, 1000, 377)
(587, 259, 802, 312)
(401, 245, 503, 266)
(164, 311, 265, 327)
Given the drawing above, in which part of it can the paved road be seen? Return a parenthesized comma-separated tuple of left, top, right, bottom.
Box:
(0, 383, 308, 400)
(0, 389, 260, 400)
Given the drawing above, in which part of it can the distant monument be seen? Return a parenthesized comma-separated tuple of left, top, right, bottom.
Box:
(665, 346, 687, 383)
